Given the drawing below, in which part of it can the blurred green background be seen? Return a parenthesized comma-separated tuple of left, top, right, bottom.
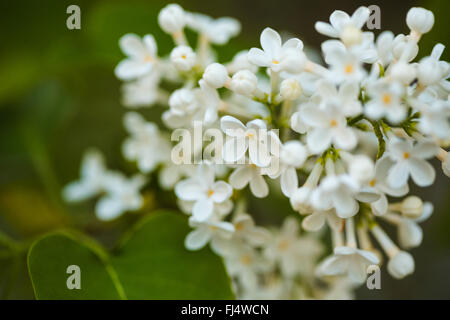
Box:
(0, 0, 449, 299)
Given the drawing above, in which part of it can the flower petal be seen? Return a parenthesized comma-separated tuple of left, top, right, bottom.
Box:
(249, 173, 269, 198)
(229, 166, 252, 189)
(175, 179, 204, 201)
(220, 115, 246, 136)
(192, 198, 214, 221)
(211, 181, 233, 203)
(280, 167, 298, 197)
(307, 128, 333, 154)
(260, 27, 281, 57)
(119, 33, 147, 59)
(185, 228, 211, 251)
(115, 59, 152, 80)
(408, 158, 435, 187)
(387, 162, 409, 189)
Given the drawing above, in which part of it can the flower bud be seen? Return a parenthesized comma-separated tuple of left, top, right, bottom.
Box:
(387, 251, 415, 279)
(158, 4, 186, 34)
(401, 196, 423, 219)
(406, 7, 434, 35)
(170, 46, 196, 72)
(280, 79, 302, 100)
(281, 141, 308, 168)
(203, 63, 229, 88)
(230, 70, 257, 95)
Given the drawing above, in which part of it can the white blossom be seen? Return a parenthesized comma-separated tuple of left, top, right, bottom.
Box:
(175, 163, 232, 221)
(248, 28, 306, 73)
(115, 34, 158, 80)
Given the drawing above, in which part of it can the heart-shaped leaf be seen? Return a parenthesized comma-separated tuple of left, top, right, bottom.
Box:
(27, 211, 234, 299)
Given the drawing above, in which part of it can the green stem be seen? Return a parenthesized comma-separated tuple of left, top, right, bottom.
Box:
(368, 119, 386, 159)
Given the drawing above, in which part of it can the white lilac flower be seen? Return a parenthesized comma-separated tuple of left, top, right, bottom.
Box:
(315, 79, 362, 117)
(63, 149, 108, 202)
(417, 44, 449, 86)
(363, 157, 409, 216)
(184, 216, 235, 251)
(229, 163, 269, 198)
(121, 72, 161, 108)
(248, 28, 306, 74)
(311, 174, 360, 219)
(220, 116, 273, 167)
(385, 139, 438, 188)
(321, 41, 367, 84)
(96, 173, 147, 221)
(317, 246, 379, 284)
(264, 217, 323, 277)
(315, 6, 370, 46)
(226, 245, 272, 290)
(178, 199, 233, 219)
(122, 112, 170, 173)
(175, 163, 233, 221)
(212, 213, 271, 255)
(365, 79, 407, 123)
(186, 12, 241, 45)
(410, 94, 450, 140)
(115, 34, 158, 80)
(301, 103, 357, 154)
(317, 217, 379, 284)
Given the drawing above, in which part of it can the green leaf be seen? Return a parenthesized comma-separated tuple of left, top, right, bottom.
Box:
(27, 232, 125, 300)
(111, 211, 234, 299)
(28, 211, 234, 299)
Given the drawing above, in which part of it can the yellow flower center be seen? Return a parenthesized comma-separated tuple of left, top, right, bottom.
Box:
(278, 240, 289, 251)
(403, 152, 410, 159)
(235, 222, 244, 231)
(344, 64, 354, 74)
(144, 55, 152, 62)
(240, 254, 252, 265)
(330, 119, 338, 127)
(382, 93, 392, 105)
(369, 179, 376, 187)
(207, 189, 215, 197)
(272, 60, 280, 65)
